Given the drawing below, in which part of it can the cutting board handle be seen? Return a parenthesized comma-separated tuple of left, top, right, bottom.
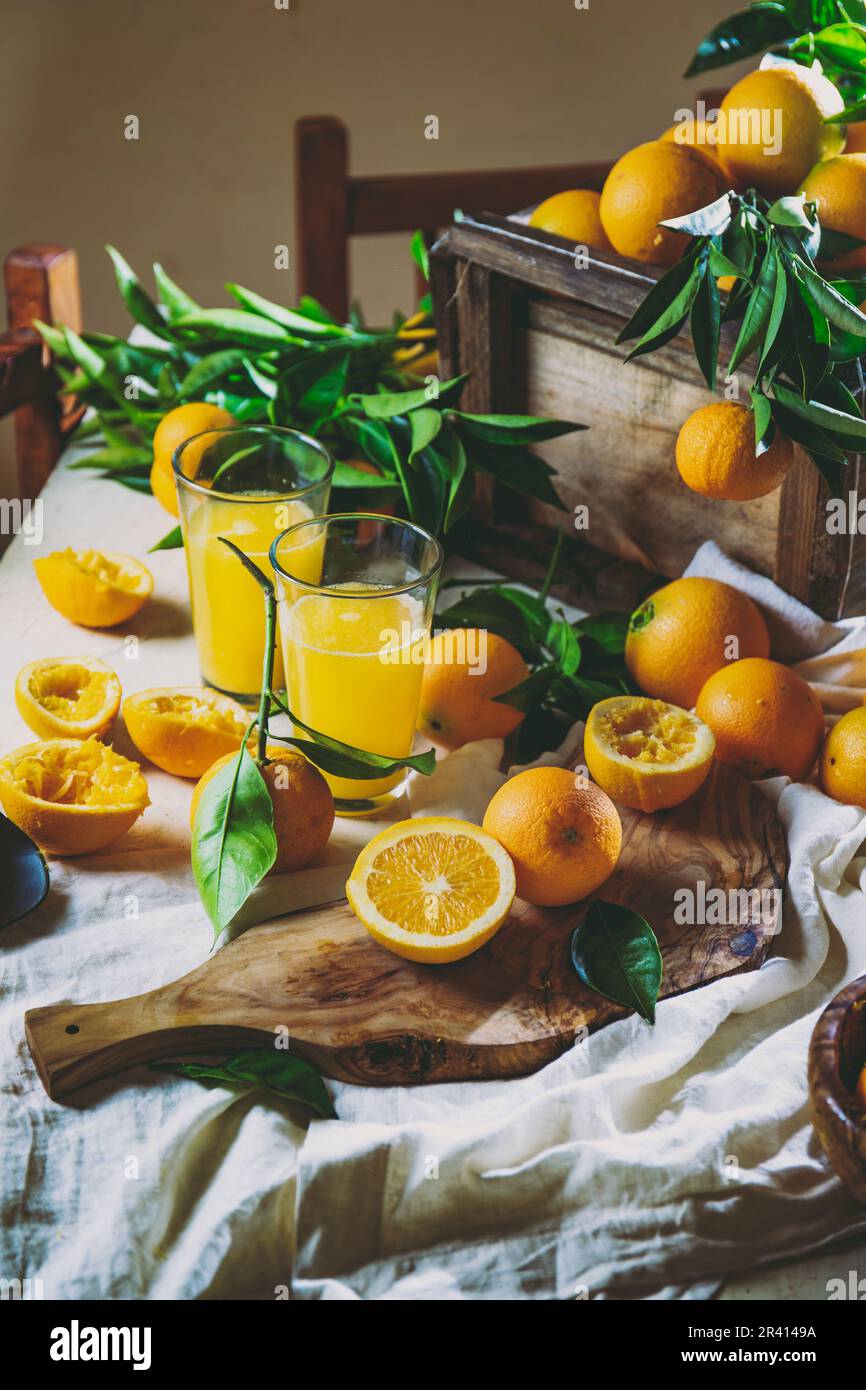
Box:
(24, 995, 265, 1102)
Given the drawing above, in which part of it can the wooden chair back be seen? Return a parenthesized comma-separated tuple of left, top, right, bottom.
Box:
(1, 244, 81, 498)
(294, 115, 613, 321)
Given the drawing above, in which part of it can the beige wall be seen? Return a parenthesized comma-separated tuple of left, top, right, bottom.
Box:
(0, 0, 751, 496)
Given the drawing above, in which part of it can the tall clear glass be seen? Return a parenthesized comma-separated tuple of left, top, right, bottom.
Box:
(271, 513, 443, 816)
(173, 426, 333, 703)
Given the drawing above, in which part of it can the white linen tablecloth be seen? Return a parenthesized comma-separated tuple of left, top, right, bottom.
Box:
(2, 455, 866, 1300)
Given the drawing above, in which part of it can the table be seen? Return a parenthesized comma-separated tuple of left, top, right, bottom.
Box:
(1, 446, 864, 1301)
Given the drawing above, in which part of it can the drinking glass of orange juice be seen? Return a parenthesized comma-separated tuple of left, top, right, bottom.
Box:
(173, 426, 333, 702)
(271, 513, 443, 815)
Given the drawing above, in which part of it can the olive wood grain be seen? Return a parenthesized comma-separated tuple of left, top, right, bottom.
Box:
(26, 762, 786, 1101)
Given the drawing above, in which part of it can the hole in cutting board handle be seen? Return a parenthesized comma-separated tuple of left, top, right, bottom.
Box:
(65, 1024, 79, 1035)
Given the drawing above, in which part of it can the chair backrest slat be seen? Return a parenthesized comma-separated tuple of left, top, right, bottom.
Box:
(2, 244, 82, 498)
(295, 115, 614, 321)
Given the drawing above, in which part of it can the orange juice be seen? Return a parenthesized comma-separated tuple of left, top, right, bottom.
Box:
(280, 585, 426, 803)
(185, 498, 322, 699)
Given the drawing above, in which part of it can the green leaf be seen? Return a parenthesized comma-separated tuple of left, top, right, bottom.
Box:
(297, 294, 340, 326)
(429, 426, 471, 532)
(624, 257, 706, 361)
(332, 461, 400, 489)
(178, 350, 251, 400)
(409, 407, 443, 462)
(770, 400, 846, 491)
(709, 246, 747, 281)
(192, 746, 277, 936)
(437, 589, 539, 656)
(617, 245, 704, 344)
(661, 193, 733, 238)
(105, 245, 168, 337)
(493, 664, 559, 711)
(766, 194, 817, 229)
(410, 229, 430, 281)
(174, 309, 295, 347)
(339, 415, 400, 476)
(816, 372, 866, 422)
(296, 351, 349, 418)
(787, 266, 830, 397)
(470, 441, 566, 511)
(690, 270, 721, 389)
(153, 262, 201, 320)
(570, 900, 662, 1023)
(149, 525, 183, 551)
(268, 695, 436, 779)
(226, 283, 349, 337)
(450, 413, 585, 445)
(756, 246, 788, 377)
(572, 611, 629, 653)
(495, 586, 551, 645)
(797, 259, 866, 334)
(827, 96, 866, 123)
(67, 447, 150, 473)
(684, 3, 797, 76)
(809, 21, 866, 69)
(155, 1049, 335, 1118)
(773, 380, 866, 440)
(211, 444, 261, 484)
(729, 241, 779, 373)
(33, 319, 72, 358)
(751, 387, 774, 453)
(241, 356, 279, 400)
(353, 375, 467, 418)
(111, 473, 156, 493)
(819, 226, 866, 260)
(546, 618, 582, 676)
(771, 397, 848, 461)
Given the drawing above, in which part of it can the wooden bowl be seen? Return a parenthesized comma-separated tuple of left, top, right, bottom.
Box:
(808, 975, 866, 1204)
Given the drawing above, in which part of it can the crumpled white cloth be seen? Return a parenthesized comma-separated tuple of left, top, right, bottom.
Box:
(2, 449, 866, 1300)
(291, 541, 866, 1300)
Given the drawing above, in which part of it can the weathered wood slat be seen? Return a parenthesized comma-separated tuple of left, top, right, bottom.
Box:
(432, 211, 863, 617)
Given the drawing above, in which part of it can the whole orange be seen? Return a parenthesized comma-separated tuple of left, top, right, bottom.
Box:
(150, 403, 235, 516)
(599, 140, 725, 267)
(676, 401, 793, 501)
(625, 576, 769, 709)
(800, 154, 866, 272)
(696, 657, 824, 781)
(819, 705, 866, 806)
(190, 744, 334, 872)
(716, 65, 845, 198)
(417, 629, 529, 750)
(482, 765, 621, 907)
(529, 189, 613, 250)
(659, 120, 723, 171)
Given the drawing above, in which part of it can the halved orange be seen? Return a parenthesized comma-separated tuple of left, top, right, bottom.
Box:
(33, 549, 152, 628)
(0, 738, 149, 855)
(15, 656, 121, 740)
(346, 816, 515, 963)
(584, 695, 715, 812)
(123, 687, 250, 778)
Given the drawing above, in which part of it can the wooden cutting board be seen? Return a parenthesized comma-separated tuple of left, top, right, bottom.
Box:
(25, 762, 786, 1100)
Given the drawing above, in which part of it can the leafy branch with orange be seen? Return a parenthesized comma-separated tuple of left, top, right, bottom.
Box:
(618, 183, 866, 494)
(40, 241, 583, 545)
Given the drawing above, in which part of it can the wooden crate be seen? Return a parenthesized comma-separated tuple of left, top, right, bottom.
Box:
(430, 211, 865, 619)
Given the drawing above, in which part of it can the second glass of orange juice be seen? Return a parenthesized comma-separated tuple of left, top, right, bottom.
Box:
(173, 426, 333, 702)
(271, 514, 443, 815)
